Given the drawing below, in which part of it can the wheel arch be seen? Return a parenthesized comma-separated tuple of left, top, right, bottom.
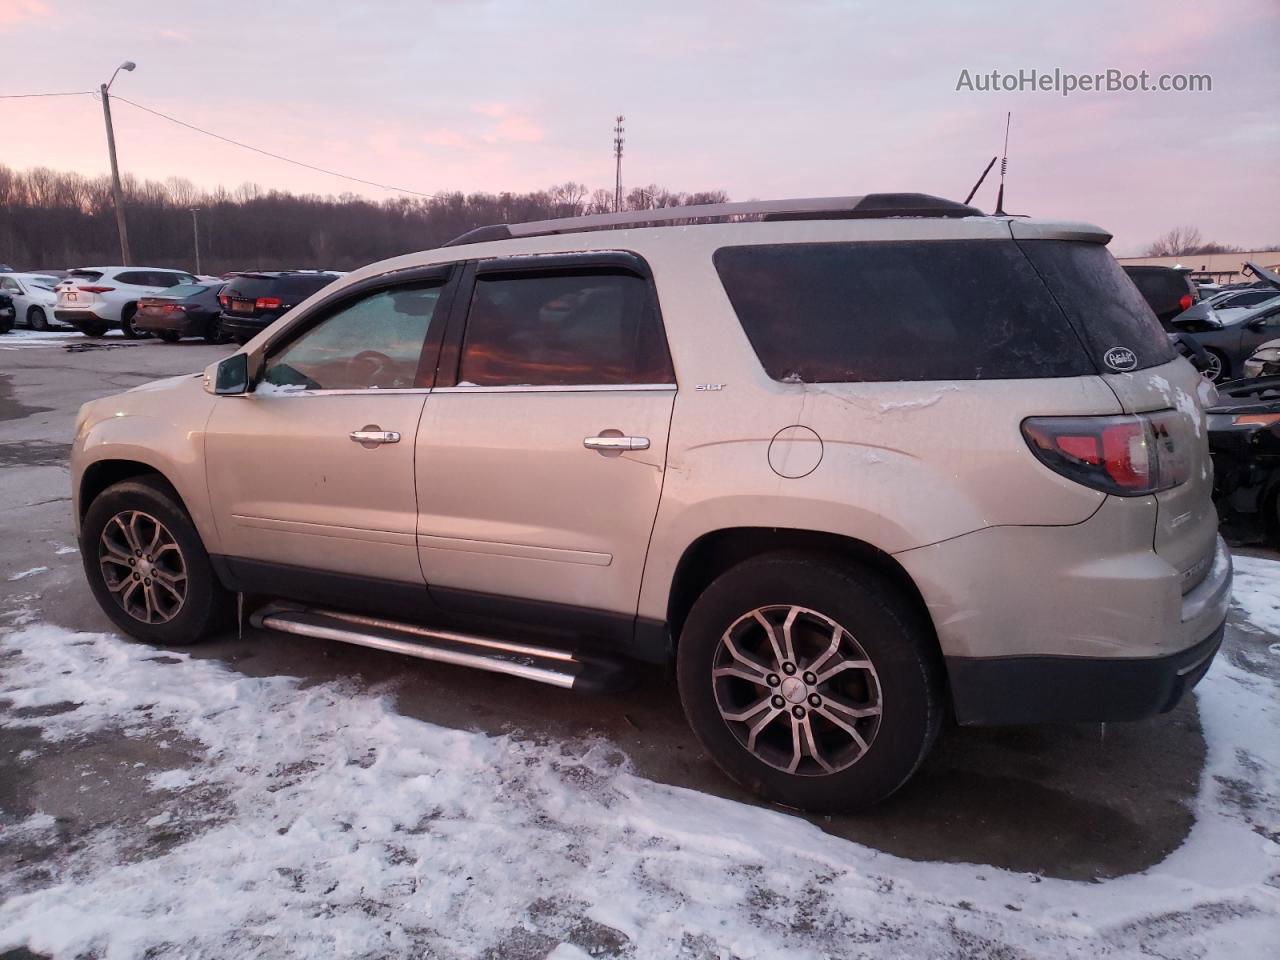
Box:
(78, 459, 190, 523)
(665, 527, 938, 651)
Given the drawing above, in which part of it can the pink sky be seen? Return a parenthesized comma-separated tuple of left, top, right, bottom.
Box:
(2, 0, 1277, 254)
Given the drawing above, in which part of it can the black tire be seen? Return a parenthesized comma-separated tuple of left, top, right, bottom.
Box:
(157, 330, 181, 343)
(80, 478, 233, 645)
(0, 313, 12, 335)
(1205, 348, 1229, 383)
(203, 317, 225, 344)
(119, 304, 140, 339)
(27, 306, 49, 331)
(81, 321, 109, 337)
(676, 551, 944, 812)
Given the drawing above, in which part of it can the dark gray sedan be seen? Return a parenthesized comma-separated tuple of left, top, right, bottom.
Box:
(1172, 295, 1280, 381)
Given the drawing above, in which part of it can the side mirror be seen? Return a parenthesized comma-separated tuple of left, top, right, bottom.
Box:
(1246, 317, 1268, 331)
(208, 354, 250, 395)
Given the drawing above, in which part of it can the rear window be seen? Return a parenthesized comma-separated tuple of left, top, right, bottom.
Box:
(1020, 242, 1176, 371)
(713, 240, 1094, 382)
(161, 284, 208, 298)
(225, 274, 337, 303)
(67, 269, 103, 283)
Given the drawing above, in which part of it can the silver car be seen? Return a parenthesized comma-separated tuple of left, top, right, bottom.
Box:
(71, 193, 1231, 811)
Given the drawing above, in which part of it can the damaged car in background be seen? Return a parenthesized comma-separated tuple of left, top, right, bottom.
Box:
(1208, 376, 1280, 546)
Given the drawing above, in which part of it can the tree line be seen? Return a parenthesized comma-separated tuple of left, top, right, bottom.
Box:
(1143, 225, 1275, 258)
(0, 164, 729, 274)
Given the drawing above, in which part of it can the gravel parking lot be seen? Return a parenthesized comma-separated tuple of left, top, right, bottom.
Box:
(2, 330, 1278, 957)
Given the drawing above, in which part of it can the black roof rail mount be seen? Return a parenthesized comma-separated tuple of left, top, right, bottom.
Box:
(442, 193, 985, 247)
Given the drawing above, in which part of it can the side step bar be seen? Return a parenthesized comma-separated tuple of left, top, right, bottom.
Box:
(249, 605, 628, 693)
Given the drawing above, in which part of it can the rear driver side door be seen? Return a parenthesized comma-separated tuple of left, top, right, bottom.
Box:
(415, 253, 677, 641)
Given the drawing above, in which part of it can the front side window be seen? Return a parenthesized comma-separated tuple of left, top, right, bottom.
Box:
(458, 270, 674, 386)
(262, 284, 444, 391)
(0, 278, 19, 293)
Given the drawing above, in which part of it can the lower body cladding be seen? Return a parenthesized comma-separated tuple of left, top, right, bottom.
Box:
(54, 309, 110, 332)
(216, 314, 274, 344)
(132, 312, 210, 338)
(899, 498, 1233, 726)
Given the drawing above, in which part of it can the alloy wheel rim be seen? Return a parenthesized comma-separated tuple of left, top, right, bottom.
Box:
(712, 605, 882, 776)
(98, 510, 188, 624)
(1204, 353, 1222, 381)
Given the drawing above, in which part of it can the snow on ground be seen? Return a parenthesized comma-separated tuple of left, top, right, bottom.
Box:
(0, 565, 1278, 958)
(0, 329, 122, 350)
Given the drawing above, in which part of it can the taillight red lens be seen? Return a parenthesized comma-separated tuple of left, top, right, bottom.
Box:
(1179, 294, 1193, 311)
(1022, 412, 1189, 496)
(255, 296, 282, 310)
(77, 285, 115, 293)
(218, 295, 230, 307)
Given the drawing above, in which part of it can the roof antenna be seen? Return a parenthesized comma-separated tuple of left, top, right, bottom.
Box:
(964, 155, 998, 206)
(994, 111, 1011, 216)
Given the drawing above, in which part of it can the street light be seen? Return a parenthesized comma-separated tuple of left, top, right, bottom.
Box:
(100, 60, 136, 265)
(189, 208, 201, 275)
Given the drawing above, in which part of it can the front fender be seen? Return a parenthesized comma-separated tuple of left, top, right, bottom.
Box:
(73, 413, 219, 553)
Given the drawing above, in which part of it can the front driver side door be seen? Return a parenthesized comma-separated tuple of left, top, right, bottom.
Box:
(205, 266, 456, 586)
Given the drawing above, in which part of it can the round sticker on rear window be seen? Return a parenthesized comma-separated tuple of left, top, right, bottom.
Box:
(1104, 346, 1138, 371)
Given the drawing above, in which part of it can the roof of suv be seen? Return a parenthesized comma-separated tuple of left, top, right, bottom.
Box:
(443, 193, 987, 247)
(228, 270, 341, 278)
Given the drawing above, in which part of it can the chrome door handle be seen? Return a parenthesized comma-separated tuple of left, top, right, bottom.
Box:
(584, 434, 650, 451)
(350, 428, 401, 446)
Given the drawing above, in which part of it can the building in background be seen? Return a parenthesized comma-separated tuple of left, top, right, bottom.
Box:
(1116, 250, 1280, 285)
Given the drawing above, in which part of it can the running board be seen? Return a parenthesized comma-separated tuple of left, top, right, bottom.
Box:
(249, 605, 628, 693)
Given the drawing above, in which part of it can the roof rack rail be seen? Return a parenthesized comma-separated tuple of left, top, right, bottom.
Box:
(443, 192, 984, 247)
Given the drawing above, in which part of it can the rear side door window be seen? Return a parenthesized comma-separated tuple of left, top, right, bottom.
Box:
(456, 261, 674, 386)
(262, 282, 448, 391)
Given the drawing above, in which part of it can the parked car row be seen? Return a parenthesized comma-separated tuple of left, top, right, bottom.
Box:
(1125, 261, 1280, 383)
(0, 265, 343, 345)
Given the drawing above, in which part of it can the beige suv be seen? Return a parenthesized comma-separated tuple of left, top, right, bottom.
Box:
(71, 194, 1232, 811)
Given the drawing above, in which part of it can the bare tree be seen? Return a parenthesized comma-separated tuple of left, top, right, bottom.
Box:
(1145, 226, 1204, 257)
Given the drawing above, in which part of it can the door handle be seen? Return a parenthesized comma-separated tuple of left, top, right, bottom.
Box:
(350, 427, 401, 447)
(584, 434, 650, 451)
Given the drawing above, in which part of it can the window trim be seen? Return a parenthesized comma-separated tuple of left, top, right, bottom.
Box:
(257, 263, 460, 393)
(435, 251, 676, 390)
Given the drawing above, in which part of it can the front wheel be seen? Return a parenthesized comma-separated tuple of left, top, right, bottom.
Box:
(80, 478, 233, 645)
(203, 317, 226, 344)
(27, 306, 49, 331)
(157, 330, 181, 343)
(677, 552, 943, 812)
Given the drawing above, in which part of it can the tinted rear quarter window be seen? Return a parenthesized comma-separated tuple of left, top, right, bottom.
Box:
(1019, 242, 1175, 370)
(713, 240, 1094, 382)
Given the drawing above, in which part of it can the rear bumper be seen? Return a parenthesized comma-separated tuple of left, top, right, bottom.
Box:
(218, 313, 271, 341)
(946, 617, 1224, 725)
(55, 309, 110, 329)
(133, 312, 206, 336)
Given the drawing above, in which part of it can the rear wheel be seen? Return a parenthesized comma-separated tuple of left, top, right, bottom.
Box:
(27, 306, 49, 331)
(119, 304, 140, 339)
(80, 478, 233, 645)
(203, 317, 225, 344)
(157, 330, 181, 343)
(81, 321, 109, 337)
(1204, 348, 1228, 383)
(677, 552, 943, 812)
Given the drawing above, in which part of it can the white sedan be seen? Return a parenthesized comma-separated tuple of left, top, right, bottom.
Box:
(0, 272, 61, 330)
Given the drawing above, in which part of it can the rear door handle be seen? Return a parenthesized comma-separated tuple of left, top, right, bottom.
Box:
(584, 434, 650, 451)
(350, 427, 401, 447)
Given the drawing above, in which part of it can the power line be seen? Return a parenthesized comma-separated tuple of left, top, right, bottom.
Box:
(110, 95, 445, 198)
(0, 91, 95, 99)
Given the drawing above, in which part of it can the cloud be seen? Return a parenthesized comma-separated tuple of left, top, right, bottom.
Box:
(0, 0, 48, 29)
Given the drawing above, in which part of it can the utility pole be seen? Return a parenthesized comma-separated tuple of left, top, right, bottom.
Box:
(613, 115, 625, 213)
(189, 208, 201, 274)
(101, 61, 136, 266)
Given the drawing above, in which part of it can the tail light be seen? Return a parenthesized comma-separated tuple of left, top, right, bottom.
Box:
(1022, 411, 1192, 496)
(1179, 294, 1193, 311)
(164, 304, 186, 312)
(255, 296, 282, 310)
(77, 285, 115, 293)
(218, 295, 230, 307)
